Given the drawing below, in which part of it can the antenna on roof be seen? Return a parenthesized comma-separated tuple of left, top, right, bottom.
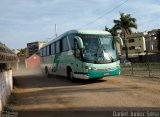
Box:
(55, 24, 58, 37)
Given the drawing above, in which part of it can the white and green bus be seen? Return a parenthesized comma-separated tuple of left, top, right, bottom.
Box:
(40, 29, 123, 80)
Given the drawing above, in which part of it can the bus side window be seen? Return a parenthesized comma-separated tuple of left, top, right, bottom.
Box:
(46, 45, 51, 56)
(51, 43, 55, 55)
(55, 41, 60, 53)
(40, 49, 43, 57)
(60, 39, 63, 52)
(74, 40, 81, 59)
(62, 37, 69, 52)
(42, 47, 47, 56)
(68, 34, 76, 50)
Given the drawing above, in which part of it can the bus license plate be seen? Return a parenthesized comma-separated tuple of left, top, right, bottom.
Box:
(104, 72, 109, 76)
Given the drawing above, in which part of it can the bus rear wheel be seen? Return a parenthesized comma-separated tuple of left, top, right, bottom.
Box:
(45, 67, 49, 78)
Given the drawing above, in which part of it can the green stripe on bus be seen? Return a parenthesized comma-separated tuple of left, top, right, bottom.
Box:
(52, 53, 61, 72)
(88, 67, 120, 79)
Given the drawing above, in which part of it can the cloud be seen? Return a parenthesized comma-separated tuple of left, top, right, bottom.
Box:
(0, 0, 160, 48)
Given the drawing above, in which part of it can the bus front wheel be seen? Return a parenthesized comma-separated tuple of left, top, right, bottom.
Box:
(67, 68, 75, 81)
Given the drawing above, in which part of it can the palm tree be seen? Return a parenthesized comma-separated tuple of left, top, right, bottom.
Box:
(113, 12, 137, 60)
(17, 48, 27, 57)
(105, 26, 117, 36)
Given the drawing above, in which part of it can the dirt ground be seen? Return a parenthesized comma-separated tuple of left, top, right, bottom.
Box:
(10, 68, 160, 116)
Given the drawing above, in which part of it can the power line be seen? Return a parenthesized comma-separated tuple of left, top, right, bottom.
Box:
(79, 0, 129, 29)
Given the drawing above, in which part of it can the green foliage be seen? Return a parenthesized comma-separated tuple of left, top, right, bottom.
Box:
(17, 48, 26, 57)
(0, 63, 6, 70)
(157, 29, 160, 51)
(113, 12, 137, 35)
(113, 12, 137, 59)
(105, 26, 118, 36)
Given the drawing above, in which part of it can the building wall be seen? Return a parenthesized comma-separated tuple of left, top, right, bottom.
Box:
(125, 33, 146, 55)
(38, 42, 46, 50)
(25, 54, 40, 68)
(0, 70, 13, 112)
(147, 29, 159, 52)
(27, 41, 46, 57)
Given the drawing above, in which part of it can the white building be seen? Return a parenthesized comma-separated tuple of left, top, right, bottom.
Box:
(124, 32, 147, 55)
(12, 49, 20, 55)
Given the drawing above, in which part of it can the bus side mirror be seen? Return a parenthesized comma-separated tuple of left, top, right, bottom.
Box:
(74, 36, 84, 49)
(114, 36, 124, 47)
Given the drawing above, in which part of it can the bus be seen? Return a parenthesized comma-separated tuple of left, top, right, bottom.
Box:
(40, 29, 123, 80)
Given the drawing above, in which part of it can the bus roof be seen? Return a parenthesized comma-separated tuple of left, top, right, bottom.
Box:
(41, 29, 111, 48)
(68, 29, 111, 35)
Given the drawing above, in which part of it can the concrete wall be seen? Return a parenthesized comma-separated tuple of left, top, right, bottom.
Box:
(0, 70, 13, 113)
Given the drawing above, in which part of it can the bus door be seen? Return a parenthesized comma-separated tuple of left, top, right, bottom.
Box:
(74, 39, 84, 73)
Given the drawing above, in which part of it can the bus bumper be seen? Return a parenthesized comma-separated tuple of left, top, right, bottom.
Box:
(87, 67, 120, 79)
(74, 73, 89, 79)
(74, 67, 120, 79)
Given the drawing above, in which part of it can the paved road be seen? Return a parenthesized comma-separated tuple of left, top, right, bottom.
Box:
(11, 69, 160, 116)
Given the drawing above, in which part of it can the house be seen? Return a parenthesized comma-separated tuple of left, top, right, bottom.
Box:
(124, 32, 147, 55)
(145, 29, 159, 53)
(27, 41, 46, 57)
(25, 54, 40, 68)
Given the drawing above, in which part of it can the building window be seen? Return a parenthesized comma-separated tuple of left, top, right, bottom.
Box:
(129, 46, 135, 50)
(129, 39, 135, 43)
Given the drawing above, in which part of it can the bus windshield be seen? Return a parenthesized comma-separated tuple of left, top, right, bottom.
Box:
(79, 34, 118, 63)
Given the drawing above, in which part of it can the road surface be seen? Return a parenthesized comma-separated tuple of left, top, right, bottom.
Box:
(10, 69, 160, 116)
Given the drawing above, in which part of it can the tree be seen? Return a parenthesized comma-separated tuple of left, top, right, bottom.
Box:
(113, 12, 137, 60)
(105, 26, 117, 36)
(157, 29, 160, 51)
(17, 48, 27, 57)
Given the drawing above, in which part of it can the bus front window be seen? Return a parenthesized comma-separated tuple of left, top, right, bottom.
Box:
(80, 34, 118, 63)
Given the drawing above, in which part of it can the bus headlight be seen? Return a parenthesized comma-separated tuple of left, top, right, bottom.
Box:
(84, 66, 91, 70)
(91, 67, 97, 70)
(84, 66, 97, 70)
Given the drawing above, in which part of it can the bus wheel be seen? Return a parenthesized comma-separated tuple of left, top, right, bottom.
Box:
(67, 69, 75, 81)
(45, 67, 49, 78)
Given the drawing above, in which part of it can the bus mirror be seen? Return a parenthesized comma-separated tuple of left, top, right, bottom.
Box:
(74, 36, 84, 49)
(114, 36, 124, 47)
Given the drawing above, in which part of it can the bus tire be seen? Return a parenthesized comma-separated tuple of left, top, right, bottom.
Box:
(67, 68, 75, 82)
(45, 67, 49, 78)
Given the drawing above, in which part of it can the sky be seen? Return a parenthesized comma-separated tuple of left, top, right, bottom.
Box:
(0, 0, 160, 49)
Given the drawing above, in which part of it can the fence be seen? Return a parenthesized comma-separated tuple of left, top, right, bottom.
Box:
(121, 63, 160, 78)
(0, 70, 13, 114)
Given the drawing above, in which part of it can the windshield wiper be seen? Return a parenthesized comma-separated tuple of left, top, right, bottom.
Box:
(103, 47, 114, 62)
(95, 45, 113, 63)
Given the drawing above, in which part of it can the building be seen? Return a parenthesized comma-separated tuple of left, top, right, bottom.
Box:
(0, 42, 18, 112)
(27, 41, 46, 57)
(124, 32, 147, 55)
(25, 54, 40, 68)
(12, 49, 20, 55)
(145, 29, 159, 53)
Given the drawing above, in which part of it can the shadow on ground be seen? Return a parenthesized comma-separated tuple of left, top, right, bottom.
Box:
(13, 68, 107, 88)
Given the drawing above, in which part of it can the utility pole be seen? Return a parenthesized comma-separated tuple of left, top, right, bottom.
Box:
(55, 24, 58, 37)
